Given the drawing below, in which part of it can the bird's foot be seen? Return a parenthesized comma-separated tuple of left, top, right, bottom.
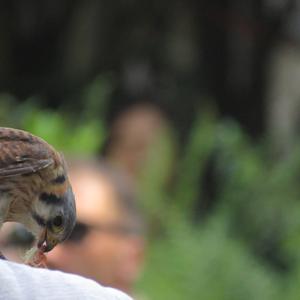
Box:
(24, 247, 47, 268)
(29, 250, 47, 268)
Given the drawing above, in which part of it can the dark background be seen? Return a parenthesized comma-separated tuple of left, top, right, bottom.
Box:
(0, 0, 291, 139)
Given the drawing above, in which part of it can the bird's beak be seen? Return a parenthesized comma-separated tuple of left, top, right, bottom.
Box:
(37, 229, 59, 253)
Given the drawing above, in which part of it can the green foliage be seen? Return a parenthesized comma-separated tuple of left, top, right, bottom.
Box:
(138, 214, 278, 300)
(0, 93, 104, 155)
(22, 109, 104, 155)
(173, 109, 216, 214)
(80, 74, 114, 120)
(136, 110, 300, 299)
(137, 125, 176, 233)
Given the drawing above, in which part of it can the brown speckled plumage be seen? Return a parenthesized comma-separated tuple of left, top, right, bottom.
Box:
(0, 127, 76, 257)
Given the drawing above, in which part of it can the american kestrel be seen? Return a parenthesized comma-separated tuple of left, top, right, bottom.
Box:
(0, 127, 76, 259)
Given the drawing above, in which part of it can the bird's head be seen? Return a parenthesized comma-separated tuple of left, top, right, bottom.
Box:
(29, 185, 76, 252)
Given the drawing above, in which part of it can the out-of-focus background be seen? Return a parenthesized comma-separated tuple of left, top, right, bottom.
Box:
(2, 1, 300, 299)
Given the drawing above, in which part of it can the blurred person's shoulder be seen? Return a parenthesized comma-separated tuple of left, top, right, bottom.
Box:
(0, 259, 132, 300)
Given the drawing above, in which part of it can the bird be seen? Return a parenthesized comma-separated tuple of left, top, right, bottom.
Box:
(0, 127, 76, 259)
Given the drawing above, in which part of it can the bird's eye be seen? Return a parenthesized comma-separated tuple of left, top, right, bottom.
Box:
(52, 215, 63, 230)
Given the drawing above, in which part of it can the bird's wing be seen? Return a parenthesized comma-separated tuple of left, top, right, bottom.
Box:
(0, 157, 54, 177)
(0, 127, 55, 178)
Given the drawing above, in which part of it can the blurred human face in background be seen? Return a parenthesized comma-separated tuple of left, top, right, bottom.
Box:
(46, 169, 144, 293)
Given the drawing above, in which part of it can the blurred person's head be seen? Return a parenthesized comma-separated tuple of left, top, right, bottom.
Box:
(104, 102, 169, 178)
(46, 159, 145, 294)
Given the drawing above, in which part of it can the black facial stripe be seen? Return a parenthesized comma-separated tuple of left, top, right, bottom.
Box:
(39, 193, 63, 205)
(32, 212, 46, 227)
(52, 175, 66, 184)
